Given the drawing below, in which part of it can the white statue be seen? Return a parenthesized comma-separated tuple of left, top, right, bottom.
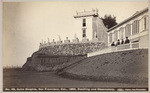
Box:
(42, 39, 43, 44)
(66, 37, 68, 40)
(95, 8, 98, 14)
(47, 38, 50, 43)
(74, 34, 77, 39)
(94, 31, 97, 38)
(76, 11, 78, 15)
(58, 35, 61, 41)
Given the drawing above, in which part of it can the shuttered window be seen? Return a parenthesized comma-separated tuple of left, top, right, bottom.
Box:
(125, 24, 131, 37)
(109, 33, 112, 43)
(143, 16, 148, 30)
(132, 20, 139, 35)
(119, 28, 124, 39)
(144, 17, 147, 30)
(114, 30, 118, 41)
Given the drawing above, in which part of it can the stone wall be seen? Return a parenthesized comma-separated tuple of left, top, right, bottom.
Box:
(39, 42, 106, 56)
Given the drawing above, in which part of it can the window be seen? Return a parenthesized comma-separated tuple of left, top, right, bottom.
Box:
(119, 28, 124, 39)
(83, 19, 86, 27)
(125, 24, 131, 37)
(114, 30, 118, 41)
(144, 17, 147, 30)
(132, 20, 139, 35)
(83, 29, 86, 37)
(109, 33, 112, 43)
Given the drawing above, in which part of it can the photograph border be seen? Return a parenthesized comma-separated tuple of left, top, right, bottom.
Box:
(0, 0, 149, 93)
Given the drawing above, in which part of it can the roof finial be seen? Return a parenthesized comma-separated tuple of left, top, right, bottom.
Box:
(76, 11, 78, 15)
(96, 8, 98, 12)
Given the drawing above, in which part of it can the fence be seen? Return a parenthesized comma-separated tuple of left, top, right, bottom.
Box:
(87, 42, 140, 57)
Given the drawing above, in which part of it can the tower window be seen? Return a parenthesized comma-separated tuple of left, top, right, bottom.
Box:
(83, 29, 86, 37)
(83, 19, 86, 27)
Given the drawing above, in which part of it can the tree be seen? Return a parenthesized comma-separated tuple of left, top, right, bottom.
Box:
(101, 14, 117, 29)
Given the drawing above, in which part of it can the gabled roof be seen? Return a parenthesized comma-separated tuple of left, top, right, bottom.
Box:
(107, 7, 148, 32)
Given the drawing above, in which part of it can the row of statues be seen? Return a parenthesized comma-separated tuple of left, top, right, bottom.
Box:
(39, 38, 99, 49)
(40, 37, 75, 45)
(40, 34, 79, 45)
(39, 32, 100, 48)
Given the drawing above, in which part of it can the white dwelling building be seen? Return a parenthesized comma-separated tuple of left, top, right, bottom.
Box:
(73, 9, 108, 43)
(40, 7, 149, 52)
(88, 7, 149, 57)
(108, 7, 148, 49)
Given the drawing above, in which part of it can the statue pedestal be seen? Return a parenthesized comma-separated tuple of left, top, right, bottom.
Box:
(92, 38, 99, 42)
(73, 38, 79, 43)
(82, 38, 89, 42)
(57, 41, 62, 44)
(51, 42, 56, 45)
(64, 40, 70, 43)
(46, 42, 51, 46)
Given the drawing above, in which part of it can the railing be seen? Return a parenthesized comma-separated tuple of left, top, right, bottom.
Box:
(74, 10, 98, 18)
(131, 42, 139, 48)
(87, 42, 140, 57)
(117, 44, 130, 50)
(76, 11, 95, 16)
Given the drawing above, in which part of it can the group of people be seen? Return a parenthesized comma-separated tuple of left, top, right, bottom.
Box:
(111, 37, 130, 46)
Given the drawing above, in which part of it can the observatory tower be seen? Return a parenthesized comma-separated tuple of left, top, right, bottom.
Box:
(74, 9, 108, 43)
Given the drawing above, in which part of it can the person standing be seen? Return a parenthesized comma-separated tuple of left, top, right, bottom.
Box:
(116, 39, 120, 46)
(121, 39, 124, 44)
(111, 42, 115, 46)
(125, 37, 130, 44)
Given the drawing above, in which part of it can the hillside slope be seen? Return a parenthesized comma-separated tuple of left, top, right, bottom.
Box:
(59, 49, 148, 84)
(22, 42, 105, 71)
(22, 54, 86, 71)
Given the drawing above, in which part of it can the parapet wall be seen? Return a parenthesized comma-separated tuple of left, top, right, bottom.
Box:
(38, 42, 106, 56)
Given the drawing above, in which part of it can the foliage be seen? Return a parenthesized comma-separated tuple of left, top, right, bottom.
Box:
(101, 14, 117, 29)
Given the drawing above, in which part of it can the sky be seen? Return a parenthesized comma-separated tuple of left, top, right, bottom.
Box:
(3, 1, 148, 67)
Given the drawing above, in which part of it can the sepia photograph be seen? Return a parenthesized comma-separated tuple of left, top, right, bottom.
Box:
(2, 0, 149, 92)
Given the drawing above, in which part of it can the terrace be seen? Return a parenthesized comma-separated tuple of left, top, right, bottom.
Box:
(87, 42, 141, 57)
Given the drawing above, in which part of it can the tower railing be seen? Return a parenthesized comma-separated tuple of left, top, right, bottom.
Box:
(74, 9, 98, 18)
